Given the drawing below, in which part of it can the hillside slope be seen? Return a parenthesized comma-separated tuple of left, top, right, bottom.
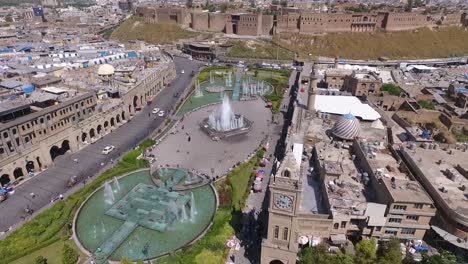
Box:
(277, 27, 468, 60)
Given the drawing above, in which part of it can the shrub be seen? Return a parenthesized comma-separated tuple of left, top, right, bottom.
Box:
(381, 83, 401, 96)
(418, 100, 436, 110)
(61, 244, 79, 264)
(35, 256, 48, 264)
(121, 257, 133, 264)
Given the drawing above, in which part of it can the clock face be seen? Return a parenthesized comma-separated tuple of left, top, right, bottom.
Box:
(274, 195, 293, 210)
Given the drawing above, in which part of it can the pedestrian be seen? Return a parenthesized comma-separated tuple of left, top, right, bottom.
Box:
(59, 194, 63, 200)
(73, 158, 78, 163)
(30, 192, 35, 199)
(188, 136, 191, 142)
(148, 113, 150, 117)
(101, 162, 104, 166)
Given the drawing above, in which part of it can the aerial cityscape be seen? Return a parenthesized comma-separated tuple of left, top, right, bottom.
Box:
(0, 0, 467, 263)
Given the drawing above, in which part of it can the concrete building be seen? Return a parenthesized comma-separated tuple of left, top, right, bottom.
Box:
(325, 69, 353, 90)
(261, 80, 435, 263)
(342, 72, 382, 97)
(400, 146, 468, 238)
(0, 52, 176, 187)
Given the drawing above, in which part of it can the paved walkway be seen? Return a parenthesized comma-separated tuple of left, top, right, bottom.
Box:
(0, 57, 203, 235)
(150, 99, 272, 179)
(229, 70, 299, 264)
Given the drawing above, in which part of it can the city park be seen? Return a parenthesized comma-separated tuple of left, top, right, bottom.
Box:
(0, 66, 290, 264)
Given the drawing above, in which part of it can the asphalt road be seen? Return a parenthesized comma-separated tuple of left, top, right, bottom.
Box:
(0, 57, 202, 232)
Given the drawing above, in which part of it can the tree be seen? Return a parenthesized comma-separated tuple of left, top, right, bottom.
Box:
(280, 0, 287, 7)
(121, 258, 132, 264)
(186, 0, 193, 8)
(61, 243, 79, 264)
(219, 3, 229, 13)
(378, 238, 403, 264)
(421, 250, 457, 264)
(355, 239, 377, 264)
(298, 245, 353, 264)
(333, 252, 354, 264)
(381, 83, 401, 96)
(35, 256, 48, 264)
(254, 69, 259, 77)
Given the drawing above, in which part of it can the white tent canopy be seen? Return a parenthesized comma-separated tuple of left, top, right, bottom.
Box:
(314, 95, 381, 121)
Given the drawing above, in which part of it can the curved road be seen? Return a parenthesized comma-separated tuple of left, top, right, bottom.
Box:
(0, 57, 202, 233)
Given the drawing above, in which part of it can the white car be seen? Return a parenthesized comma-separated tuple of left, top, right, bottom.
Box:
(102, 145, 115, 155)
(152, 108, 160, 114)
(158, 111, 165, 117)
(181, 70, 185, 74)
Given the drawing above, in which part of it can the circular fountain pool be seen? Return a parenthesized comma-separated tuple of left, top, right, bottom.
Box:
(75, 170, 216, 262)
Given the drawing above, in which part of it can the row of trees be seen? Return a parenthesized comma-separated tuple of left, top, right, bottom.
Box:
(298, 239, 459, 264)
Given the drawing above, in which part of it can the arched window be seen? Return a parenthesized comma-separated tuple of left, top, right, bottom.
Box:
(283, 169, 291, 178)
(283, 227, 288, 240)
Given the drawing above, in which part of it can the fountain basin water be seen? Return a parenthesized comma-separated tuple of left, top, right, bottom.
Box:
(199, 95, 252, 139)
(74, 170, 216, 262)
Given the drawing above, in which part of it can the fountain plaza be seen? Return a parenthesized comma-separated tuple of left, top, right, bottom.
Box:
(151, 98, 274, 178)
(177, 70, 272, 117)
(74, 69, 276, 263)
(74, 170, 216, 262)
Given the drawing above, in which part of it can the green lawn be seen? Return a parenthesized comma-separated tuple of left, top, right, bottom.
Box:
(0, 139, 155, 263)
(158, 150, 263, 264)
(11, 240, 85, 264)
(249, 69, 290, 112)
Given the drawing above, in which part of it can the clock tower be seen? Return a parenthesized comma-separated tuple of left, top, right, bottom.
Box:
(261, 150, 303, 264)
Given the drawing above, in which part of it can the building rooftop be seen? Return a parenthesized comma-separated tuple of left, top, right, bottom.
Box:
(408, 147, 468, 218)
(360, 141, 432, 204)
(314, 95, 381, 121)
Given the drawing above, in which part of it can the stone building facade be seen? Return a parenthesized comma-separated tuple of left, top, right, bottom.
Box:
(0, 62, 176, 187)
(342, 72, 382, 97)
(135, 6, 466, 36)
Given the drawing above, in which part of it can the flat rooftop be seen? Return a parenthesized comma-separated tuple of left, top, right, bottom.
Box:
(360, 141, 432, 204)
(305, 116, 379, 218)
(409, 147, 468, 217)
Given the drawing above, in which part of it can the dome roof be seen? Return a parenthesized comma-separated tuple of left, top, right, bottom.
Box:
(332, 113, 360, 140)
(97, 64, 115, 76)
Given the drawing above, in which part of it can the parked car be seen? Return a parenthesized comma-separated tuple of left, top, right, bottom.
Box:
(158, 111, 165, 117)
(152, 108, 160, 114)
(102, 145, 115, 155)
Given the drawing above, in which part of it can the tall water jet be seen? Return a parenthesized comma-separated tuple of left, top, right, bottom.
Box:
(181, 205, 188, 222)
(209, 71, 214, 84)
(101, 221, 106, 233)
(201, 95, 252, 139)
(113, 177, 121, 192)
(194, 80, 203, 98)
(104, 181, 115, 205)
(190, 192, 197, 222)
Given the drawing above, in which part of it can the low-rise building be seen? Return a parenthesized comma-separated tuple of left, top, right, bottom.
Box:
(342, 72, 382, 97)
